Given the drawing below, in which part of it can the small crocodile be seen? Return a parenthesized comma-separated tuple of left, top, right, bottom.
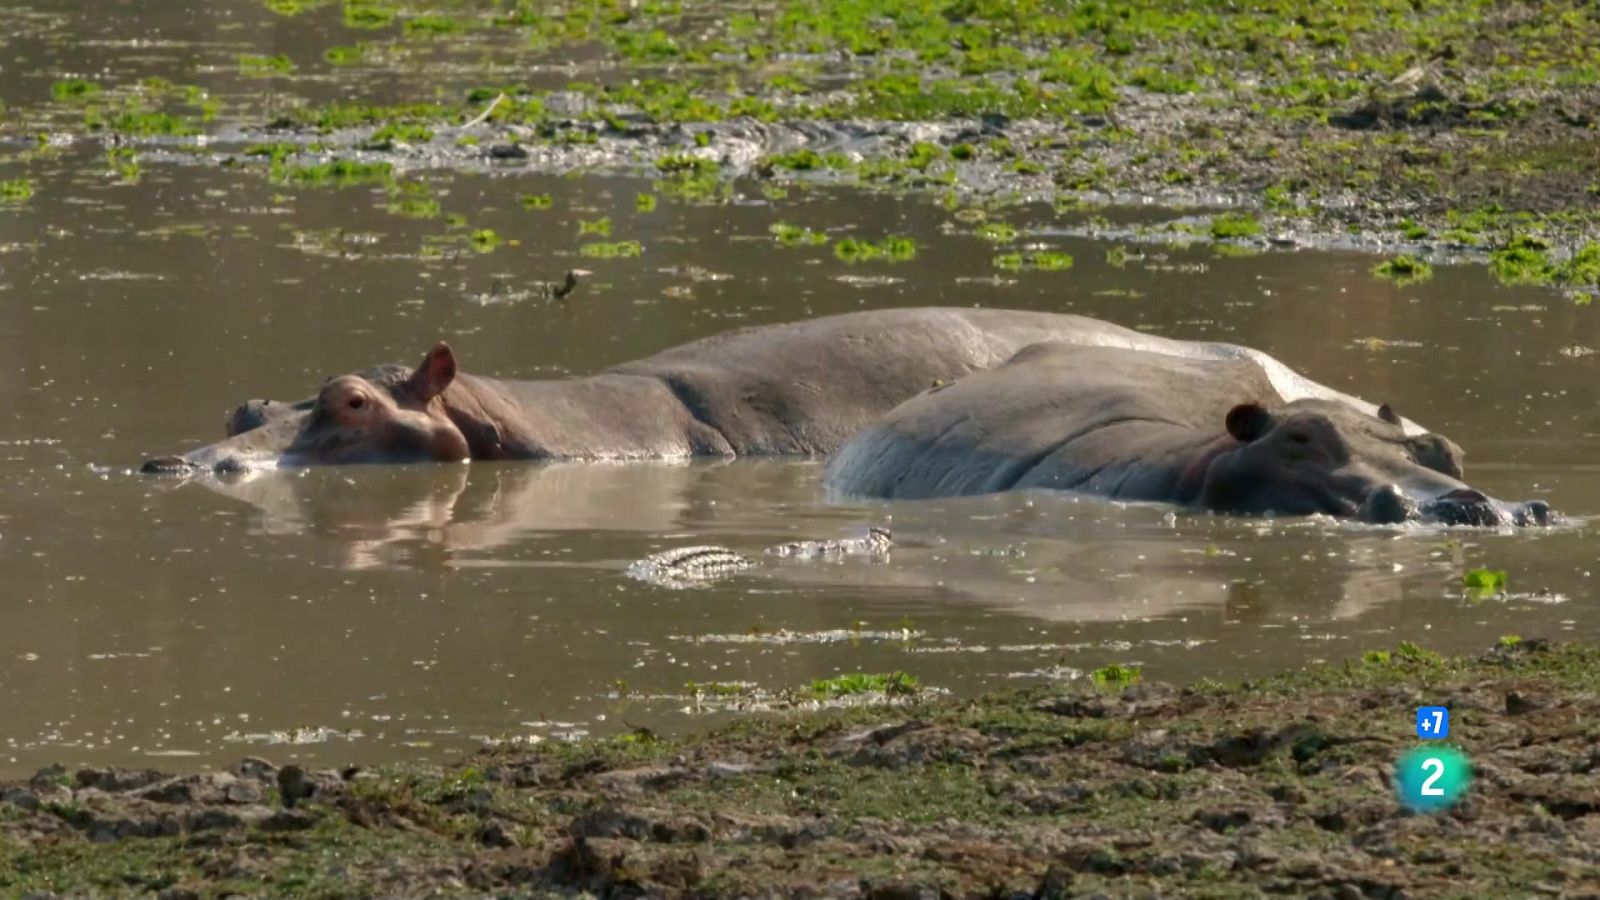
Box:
(628, 527, 892, 589)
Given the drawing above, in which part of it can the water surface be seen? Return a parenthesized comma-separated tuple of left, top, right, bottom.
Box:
(2, 138, 1597, 776)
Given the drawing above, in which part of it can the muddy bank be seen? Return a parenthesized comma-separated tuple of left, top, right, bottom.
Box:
(5, 639, 1600, 898)
(4, 0, 1600, 289)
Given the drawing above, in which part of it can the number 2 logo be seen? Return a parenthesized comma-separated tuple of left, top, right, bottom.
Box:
(1420, 757, 1445, 796)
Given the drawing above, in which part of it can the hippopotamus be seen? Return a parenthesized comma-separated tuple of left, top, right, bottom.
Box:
(147, 307, 1229, 473)
(824, 340, 1556, 527)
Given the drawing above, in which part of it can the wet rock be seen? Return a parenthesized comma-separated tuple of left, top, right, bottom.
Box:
(1506, 691, 1549, 716)
(135, 772, 248, 805)
(843, 725, 989, 770)
(711, 810, 811, 847)
(29, 764, 69, 790)
(570, 805, 709, 843)
(228, 757, 277, 781)
(1038, 695, 1114, 719)
(703, 760, 754, 779)
(277, 764, 344, 808)
(590, 765, 685, 793)
(478, 818, 519, 849)
(487, 143, 528, 161)
(862, 881, 940, 900)
(1, 786, 40, 811)
(74, 767, 168, 793)
(260, 809, 317, 832)
(1194, 809, 1253, 833)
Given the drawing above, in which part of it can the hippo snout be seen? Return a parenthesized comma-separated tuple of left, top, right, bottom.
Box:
(139, 454, 254, 477)
(140, 455, 201, 475)
(1360, 485, 1558, 527)
(1418, 488, 1558, 528)
(1514, 499, 1557, 527)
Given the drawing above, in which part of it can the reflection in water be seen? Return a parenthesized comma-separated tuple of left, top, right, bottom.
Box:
(2, 134, 1599, 775)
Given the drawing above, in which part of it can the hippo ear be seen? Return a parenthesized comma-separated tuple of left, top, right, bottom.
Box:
(1225, 403, 1274, 443)
(410, 342, 457, 402)
(1377, 403, 1402, 426)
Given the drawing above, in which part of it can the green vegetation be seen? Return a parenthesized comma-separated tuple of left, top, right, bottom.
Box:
(1091, 663, 1142, 690)
(7, 0, 1600, 293)
(107, 146, 140, 182)
(1374, 254, 1433, 285)
(577, 217, 612, 237)
(0, 178, 33, 203)
(519, 193, 553, 210)
(344, 0, 397, 29)
(1491, 236, 1550, 285)
(324, 44, 367, 65)
(386, 182, 440, 218)
(1210, 212, 1262, 240)
(994, 250, 1074, 272)
(402, 14, 467, 36)
(49, 79, 100, 103)
(808, 671, 921, 698)
(469, 228, 500, 252)
(976, 222, 1018, 243)
(10, 640, 1600, 895)
(580, 240, 643, 258)
(635, 192, 657, 212)
(1463, 568, 1508, 593)
(770, 222, 827, 247)
(279, 159, 393, 187)
(238, 53, 295, 76)
(364, 122, 433, 147)
(833, 235, 917, 263)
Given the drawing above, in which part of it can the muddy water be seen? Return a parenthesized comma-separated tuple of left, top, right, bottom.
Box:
(2, 142, 1598, 776)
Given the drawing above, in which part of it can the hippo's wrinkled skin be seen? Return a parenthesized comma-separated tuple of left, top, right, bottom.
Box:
(824, 341, 1555, 527)
(149, 308, 1234, 473)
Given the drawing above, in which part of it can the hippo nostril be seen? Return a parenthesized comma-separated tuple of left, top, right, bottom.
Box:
(213, 457, 248, 475)
(1517, 500, 1556, 527)
(1360, 484, 1418, 524)
(1439, 488, 1491, 505)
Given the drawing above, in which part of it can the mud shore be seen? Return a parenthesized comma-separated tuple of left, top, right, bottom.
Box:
(5, 639, 1599, 898)
(5, 0, 1600, 289)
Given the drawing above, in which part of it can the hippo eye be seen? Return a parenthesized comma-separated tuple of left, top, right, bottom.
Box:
(348, 396, 365, 410)
(1288, 432, 1311, 445)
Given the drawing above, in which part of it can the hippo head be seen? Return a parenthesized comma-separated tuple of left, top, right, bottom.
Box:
(142, 344, 472, 475)
(1200, 399, 1555, 527)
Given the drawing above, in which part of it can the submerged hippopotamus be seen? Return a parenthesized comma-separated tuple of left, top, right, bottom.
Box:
(146, 307, 1194, 473)
(825, 340, 1555, 527)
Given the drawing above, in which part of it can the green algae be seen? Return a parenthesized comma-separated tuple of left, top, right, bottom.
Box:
(280, 159, 394, 187)
(1209, 212, 1262, 240)
(808, 671, 921, 699)
(49, 79, 100, 103)
(1491, 235, 1552, 285)
(386, 182, 440, 218)
(468, 228, 500, 252)
(993, 250, 1074, 272)
(238, 53, 295, 76)
(1374, 254, 1434, 285)
(0, 178, 33, 203)
(580, 240, 643, 258)
(833, 235, 917, 263)
(771, 222, 828, 247)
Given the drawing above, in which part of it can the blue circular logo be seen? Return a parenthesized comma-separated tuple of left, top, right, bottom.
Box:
(1395, 745, 1471, 813)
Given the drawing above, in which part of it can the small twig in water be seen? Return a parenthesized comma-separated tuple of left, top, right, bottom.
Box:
(455, 92, 506, 131)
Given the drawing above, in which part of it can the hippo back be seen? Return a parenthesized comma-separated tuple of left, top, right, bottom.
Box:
(825, 341, 1286, 499)
(606, 307, 1178, 455)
